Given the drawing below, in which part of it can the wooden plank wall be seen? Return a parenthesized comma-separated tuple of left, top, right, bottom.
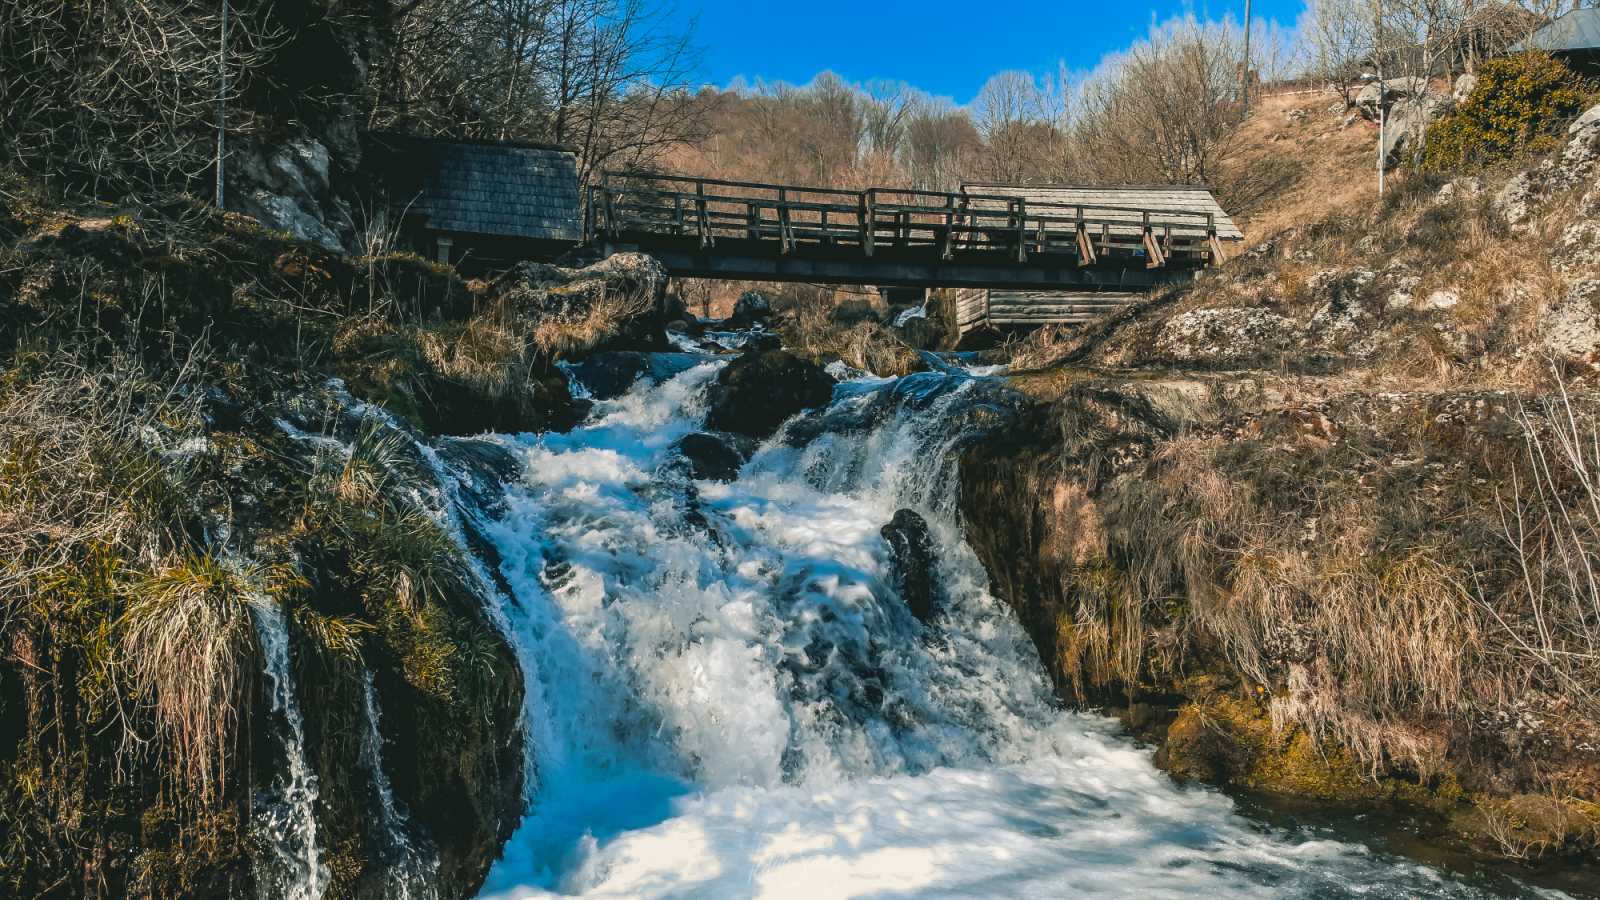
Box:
(988, 291, 1142, 325)
(955, 290, 1143, 335)
(953, 288, 989, 333)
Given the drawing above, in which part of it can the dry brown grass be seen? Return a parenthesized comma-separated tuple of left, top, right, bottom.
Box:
(529, 285, 656, 358)
(117, 556, 266, 807)
(1216, 90, 1380, 245)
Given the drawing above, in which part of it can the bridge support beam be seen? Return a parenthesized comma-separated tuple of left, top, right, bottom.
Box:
(606, 241, 1191, 292)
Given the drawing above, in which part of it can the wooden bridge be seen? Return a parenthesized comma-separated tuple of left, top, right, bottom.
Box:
(584, 172, 1243, 292)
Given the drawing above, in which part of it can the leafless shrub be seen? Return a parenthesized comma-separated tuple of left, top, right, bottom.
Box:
(1074, 17, 1248, 186)
(0, 0, 281, 196)
(1483, 371, 1600, 724)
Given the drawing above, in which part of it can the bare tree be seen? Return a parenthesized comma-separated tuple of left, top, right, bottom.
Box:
(972, 68, 1070, 183)
(1, 0, 282, 197)
(369, 0, 711, 183)
(1075, 17, 1246, 186)
(1303, 0, 1377, 106)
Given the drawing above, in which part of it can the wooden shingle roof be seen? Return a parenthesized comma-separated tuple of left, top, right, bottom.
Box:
(959, 182, 1244, 241)
(369, 135, 582, 242)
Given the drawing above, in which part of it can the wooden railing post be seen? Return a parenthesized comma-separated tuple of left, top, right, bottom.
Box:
(1075, 206, 1097, 266)
(1206, 213, 1226, 265)
(940, 194, 955, 260)
(696, 180, 710, 248)
(1014, 198, 1027, 263)
(1141, 210, 1166, 268)
(778, 187, 794, 254)
(863, 190, 876, 258)
(674, 193, 684, 236)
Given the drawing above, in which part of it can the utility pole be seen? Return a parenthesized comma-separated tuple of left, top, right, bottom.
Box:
(216, 0, 228, 209)
(1373, 0, 1385, 197)
(1241, 0, 1253, 108)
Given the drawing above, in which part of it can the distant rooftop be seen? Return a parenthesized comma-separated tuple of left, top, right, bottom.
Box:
(368, 134, 582, 243)
(1511, 9, 1600, 54)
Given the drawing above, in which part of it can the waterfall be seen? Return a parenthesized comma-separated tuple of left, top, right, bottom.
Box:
(251, 601, 330, 900)
(467, 344, 1501, 899)
(362, 671, 440, 900)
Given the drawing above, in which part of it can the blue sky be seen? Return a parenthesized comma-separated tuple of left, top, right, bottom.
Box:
(676, 0, 1308, 104)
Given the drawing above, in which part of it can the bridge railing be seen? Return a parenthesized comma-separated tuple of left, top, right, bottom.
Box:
(587, 172, 1230, 268)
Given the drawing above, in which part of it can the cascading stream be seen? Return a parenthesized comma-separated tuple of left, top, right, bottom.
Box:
(252, 602, 331, 900)
(467, 340, 1523, 899)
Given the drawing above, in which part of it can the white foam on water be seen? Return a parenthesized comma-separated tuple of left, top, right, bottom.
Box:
(473, 356, 1528, 900)
(252, 602, 331, 900)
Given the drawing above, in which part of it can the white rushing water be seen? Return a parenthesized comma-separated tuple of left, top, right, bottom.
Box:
(252, 602, 331, 900)
(362, 670, 442, 900)
(469, 346, 1531, 899)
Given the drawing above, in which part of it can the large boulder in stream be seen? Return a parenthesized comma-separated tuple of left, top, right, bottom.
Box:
(704, 348, 836, 438)
(730, 290, 773, 326)
(882, 508, 939, 622)
(492, 252, 670, 357)
(673, 431, 756, 481)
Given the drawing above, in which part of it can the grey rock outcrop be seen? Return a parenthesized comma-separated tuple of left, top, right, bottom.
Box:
(730, 290, 773, 326)
(1495, 103, 1600, 231)
(1542, 279, 1600, 366)
(495, 252, 671, 356)
(1155, 307, 1298, 366)
(232, 137, 354, 252)
(1355, 77, 1430, 122)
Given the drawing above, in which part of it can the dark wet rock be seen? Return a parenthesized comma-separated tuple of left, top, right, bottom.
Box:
(730, 290, 773, 326)
(421, 368, 588, 436)
(704, 348, 836, 439)
(567, 351, 708, 400)
(435, 438, 523, 518)
(882, 509, 939, 622)
(674, 431, 754, 482)
(566, 352, 651, 400)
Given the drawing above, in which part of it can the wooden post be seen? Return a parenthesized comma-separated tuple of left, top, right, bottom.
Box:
(940, 195, 955, 260)
(696, 180, 711, 248)
(863, 190, 876, 257)
(1015, 198, 1027, 263)
(778, 187, 794, 254)
(1075, 207, 1095, 266)
(1142, 211, 1167, 268)
(674, 194, 684, 236)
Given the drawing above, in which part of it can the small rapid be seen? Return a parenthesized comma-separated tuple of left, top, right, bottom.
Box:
(465, 340, 1533, 899)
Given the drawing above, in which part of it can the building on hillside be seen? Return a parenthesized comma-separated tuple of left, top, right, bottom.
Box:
(365, 134, 583, 271)
(950, 182, 1243, 341)
(1512, 9, 1600, 75)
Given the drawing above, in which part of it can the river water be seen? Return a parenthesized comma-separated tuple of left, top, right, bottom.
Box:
(452, 339, 1558, 899)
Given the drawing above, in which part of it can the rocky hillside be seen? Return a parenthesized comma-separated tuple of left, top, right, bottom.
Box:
(962, 97, 1600, 867)
(0, 183, 682, 896)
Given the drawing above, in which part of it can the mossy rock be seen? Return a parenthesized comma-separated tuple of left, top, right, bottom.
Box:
(1159, 694, 1387, 803)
